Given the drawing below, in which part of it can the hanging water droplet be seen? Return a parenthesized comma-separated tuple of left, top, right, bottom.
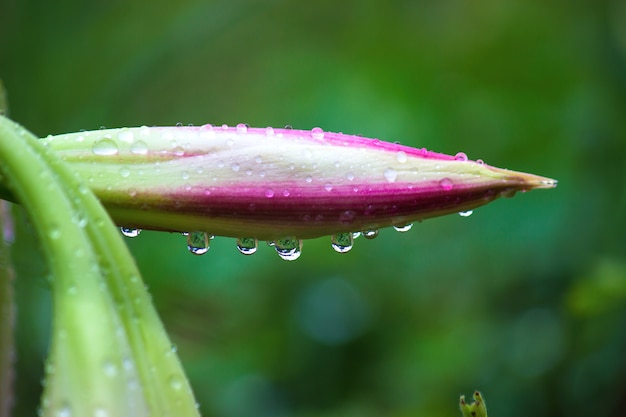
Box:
(187, 231, 210, 255)
(459, 210, 473, 217)
(236, 123, 248, 133)
(265, 126, 275, 135)
(305, 175, 313, 183)
(121, 227, 141, 238)
(393, 223, 413, 232)
(352, 232, 362, 239)
(236, 237, 258, 255)
(324, 183, 333, 191)
(476, 159, 485, 165)
(396, 151, 407, 163)
(119, 167, 131, 178)
(311, 127, 325, 139)
(231, 162, 240, 172)
(346, 171, 355, 181)
(383, 167, 397, 182)
(274, 238, 302, 261)
(331, 233, 354, 253)
(362, 229, 379, 239)
(92, 139, 119, 156)
(439, 178, 453, 191)
(455, 152, 468, 161)
(265, 189, 274, 198)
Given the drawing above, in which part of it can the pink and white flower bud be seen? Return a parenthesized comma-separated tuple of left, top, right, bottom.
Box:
(42, 124, 557, 241)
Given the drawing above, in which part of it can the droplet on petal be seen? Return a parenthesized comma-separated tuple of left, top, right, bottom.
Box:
(383, 167, 397, 182)
(92, 139, 118, 156)
(311, 127, 324, 139)
(455, 152, 468, 161)
(459, 210, 473, 217)
(439, 178, 453, 191)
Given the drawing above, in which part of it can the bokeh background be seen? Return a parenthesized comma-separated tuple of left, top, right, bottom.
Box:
(2, 0, 626, 416)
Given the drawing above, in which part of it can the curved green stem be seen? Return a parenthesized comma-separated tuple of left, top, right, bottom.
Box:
(0, 115, 199, 416)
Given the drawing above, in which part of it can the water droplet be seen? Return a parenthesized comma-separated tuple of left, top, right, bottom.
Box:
(305, 175, 313, 183)
(254, 155, 263, 163)
(396, 151, 407, 163)
(231, 162, 240, 172)
(324, 183, 333, 191)
(339, 210, 355, 224)
(187, 231, 210, 255)
(274, 238, 302, 261)
(265, 126, 275, 135)
(455, 152, 468, 161)
(172, 146, 184, 156)
(265, 189, 275, 198)
(121, 227, 141, 238)
(383, 168, 397, 182)
(93, 407, 108, 417)
(439, 178, 453, 191)
(118, 129, 134, 143)
(362, 229, 379, 239)
(49, 227, 61, 240)
(92, 139, 118, 156)
(346, 172, 355, 181)
(131, 140, 148, 155)
(331, 233, 354, 253)
(168, 375, 183, 390)
(236, 237, 258, 255)
(236, 123, 248, 133)
(393, 223, 413, 232)
(55, 404, 72, 417)
(282, 189, 290, 197)
(119, 167, 130, 178)
(352, 232, 362, 239)
(459, 210, 473, 217)
(476, 159, 484, 165)
(311, 127, 324, 139)
(103, 360, 118, 377)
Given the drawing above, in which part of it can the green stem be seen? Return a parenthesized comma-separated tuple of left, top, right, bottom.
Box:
(0, 202, 15, 417)
(0, 115, 200, 416)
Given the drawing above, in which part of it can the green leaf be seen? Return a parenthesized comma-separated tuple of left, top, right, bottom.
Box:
(0, 115, 199, 416)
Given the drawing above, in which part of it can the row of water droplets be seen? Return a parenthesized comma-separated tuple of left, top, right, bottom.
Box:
(119, 207, 472, 260)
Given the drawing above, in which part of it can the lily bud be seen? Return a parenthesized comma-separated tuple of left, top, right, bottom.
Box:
(42, 124, 556, 243)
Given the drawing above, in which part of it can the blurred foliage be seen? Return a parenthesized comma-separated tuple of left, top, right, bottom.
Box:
(1, 0, 626, 416)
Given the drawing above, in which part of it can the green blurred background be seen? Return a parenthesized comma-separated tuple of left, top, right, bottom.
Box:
(2, 0, 626, 416)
